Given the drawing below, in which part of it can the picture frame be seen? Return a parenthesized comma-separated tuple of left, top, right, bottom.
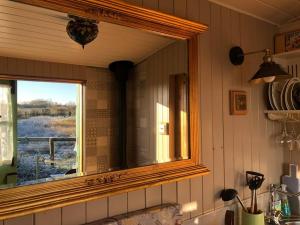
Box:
(230, 90, 247, 115)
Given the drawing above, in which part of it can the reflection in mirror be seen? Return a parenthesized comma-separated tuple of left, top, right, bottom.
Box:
(0, 0, 188, 189)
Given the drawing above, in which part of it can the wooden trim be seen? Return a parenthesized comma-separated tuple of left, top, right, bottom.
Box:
(0, 74, 86, 84)
(0, 0, 209, 220)
(13, 0, 207, 39)
(188, 35, 200, 164)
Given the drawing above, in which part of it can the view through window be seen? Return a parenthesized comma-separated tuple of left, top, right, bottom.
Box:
(0, 80, 82, 186)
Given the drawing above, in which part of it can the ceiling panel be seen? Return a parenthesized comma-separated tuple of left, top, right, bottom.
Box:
(209, 0, 300, 26)
(0, 0, 174, 68)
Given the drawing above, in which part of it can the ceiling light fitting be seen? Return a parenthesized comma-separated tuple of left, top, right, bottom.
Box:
(229, 46, 291, 84)
(66, 15, 99, 49)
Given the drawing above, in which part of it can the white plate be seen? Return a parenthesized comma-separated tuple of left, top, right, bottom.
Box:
(268, 83, 276, 110)
(292, 81, 300, 110)
(285, 78, 300, 110)
(280, 79, 290, 110)
(271, 80, 289, 110)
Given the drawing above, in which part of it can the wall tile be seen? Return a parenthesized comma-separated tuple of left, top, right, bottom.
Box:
(146, 185, 162, 207)
(128, 189, 146, 212)
(62, 203, 86, 225)
(35, 208, 61, 225)
(4, 215, 33, 225)
(108, 193, 127, 217)
(86, 198, 108, 223)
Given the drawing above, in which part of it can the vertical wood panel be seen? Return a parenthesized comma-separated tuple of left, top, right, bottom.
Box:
(146, 186, 162, 207)
(4, 215, 33, 225)
(199, 0, 214, 213)
(128, 189, 146, 212)
(123, 0, 142, 6)
(86, 198, 108, 223)
(142, 0, 158, 10)
(190, 177, 202, 217)
(221, 7, 234, 194)
(35, 208, 61, 225)
(211, 3, 225, 209)
(173, 0, 186, 18)
(162, 182, 177, 204)
(108, 193, 128, 217)
(158, 0, 173, 14)
(62, 203, 86, 225)
(186, 0, 199, 21)
(177, 179, 191, 220)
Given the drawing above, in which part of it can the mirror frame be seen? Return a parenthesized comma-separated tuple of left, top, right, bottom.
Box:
(0, 0, 209, 219)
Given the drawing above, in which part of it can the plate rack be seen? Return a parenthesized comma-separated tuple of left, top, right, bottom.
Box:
(264, 110, 300, 122)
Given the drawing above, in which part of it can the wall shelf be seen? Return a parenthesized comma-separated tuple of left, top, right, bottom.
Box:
(264, 110, 300, 122)
(274, 49, 300, 60)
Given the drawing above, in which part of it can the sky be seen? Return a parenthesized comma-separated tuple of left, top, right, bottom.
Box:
(17, 81, 78, 104)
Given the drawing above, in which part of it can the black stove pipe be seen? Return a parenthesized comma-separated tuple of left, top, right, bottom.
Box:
(109, 60, 134, 169)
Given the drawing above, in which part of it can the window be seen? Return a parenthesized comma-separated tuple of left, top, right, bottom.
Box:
(0, 79, 83, 186)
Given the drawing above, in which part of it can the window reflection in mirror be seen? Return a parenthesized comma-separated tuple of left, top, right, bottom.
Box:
(0, 80, 82, 188)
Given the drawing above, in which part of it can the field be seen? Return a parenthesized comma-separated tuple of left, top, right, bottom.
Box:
(16, 100, 77, 184)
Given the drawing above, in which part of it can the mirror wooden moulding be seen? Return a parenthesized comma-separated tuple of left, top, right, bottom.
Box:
(0, 0, 209, 220)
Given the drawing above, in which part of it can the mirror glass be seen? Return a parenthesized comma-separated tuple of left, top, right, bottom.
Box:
(0, 0, 189, 189)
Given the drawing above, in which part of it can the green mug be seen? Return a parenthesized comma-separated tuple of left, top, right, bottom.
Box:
(242, 210, 265, 225)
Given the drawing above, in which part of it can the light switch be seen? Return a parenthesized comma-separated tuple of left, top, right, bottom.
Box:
(159, 122, 169, 135)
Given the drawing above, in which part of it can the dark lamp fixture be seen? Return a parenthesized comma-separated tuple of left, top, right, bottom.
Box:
(66, 15, 99, 49)
(229, 46, 291, 84)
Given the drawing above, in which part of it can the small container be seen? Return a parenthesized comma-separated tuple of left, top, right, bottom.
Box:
(241, 210, 265, 225)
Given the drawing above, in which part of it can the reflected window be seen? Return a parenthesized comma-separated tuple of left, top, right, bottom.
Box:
(0, 80, 82, 186)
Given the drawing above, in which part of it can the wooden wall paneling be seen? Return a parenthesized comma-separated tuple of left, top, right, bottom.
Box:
(145, 186, 162, 208)
(190, 177, 202, 217)
(61, 203, 86, 225)
(0, 221, 2, 225)
(158, 0, 174, 14)
(242, 17, 256, 200)
(186, 0, 199, 22)
(86, 198, 108, 223)
(221, 7, 234, 194)
(162, 182, 177, 204)
(4, 215, 33, 225)
(128, 189, 146, 212)
(229, 11, 244, 199)
(108, 193, 128, 217)
(173, 0, 186, 18)
(210, 3, 225, 209)
(123, 0, 142, 6)
(261, 20, 282, 187)
(189, 0, 202, 217)
(35, 208, 62, 225)
(142, 0, 159, 10)
(199, 0, 214, 213)
(177, 179, 191, 220)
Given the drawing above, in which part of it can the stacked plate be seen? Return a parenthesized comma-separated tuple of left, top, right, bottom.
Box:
(266, 77, 300, 110)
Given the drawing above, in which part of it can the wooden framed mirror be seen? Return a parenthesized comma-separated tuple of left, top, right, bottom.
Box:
(0, 0, 209, 219)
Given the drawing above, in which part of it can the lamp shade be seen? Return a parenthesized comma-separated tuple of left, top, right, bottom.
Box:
(250, 61, 291, 84)
(66, 15, 98, 49)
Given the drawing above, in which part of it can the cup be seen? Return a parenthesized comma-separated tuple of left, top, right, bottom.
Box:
(241, 210, 265, 225)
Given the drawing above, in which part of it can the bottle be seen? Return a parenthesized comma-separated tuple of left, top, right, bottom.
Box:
(281, 184, 291, 217)
(270, 184, 282, 213)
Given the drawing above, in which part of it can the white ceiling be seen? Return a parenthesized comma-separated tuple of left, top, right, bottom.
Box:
(0, 0, 174, 68)
(209, 0, 300, 26)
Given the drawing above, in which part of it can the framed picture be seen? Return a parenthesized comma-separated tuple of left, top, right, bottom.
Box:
(230, 90, 247, 115)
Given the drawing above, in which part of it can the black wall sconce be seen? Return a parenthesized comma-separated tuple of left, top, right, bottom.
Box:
(229, 46, 291, 84)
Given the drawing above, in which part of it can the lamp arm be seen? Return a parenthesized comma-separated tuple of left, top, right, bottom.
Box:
(243, 49, 269, 56)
